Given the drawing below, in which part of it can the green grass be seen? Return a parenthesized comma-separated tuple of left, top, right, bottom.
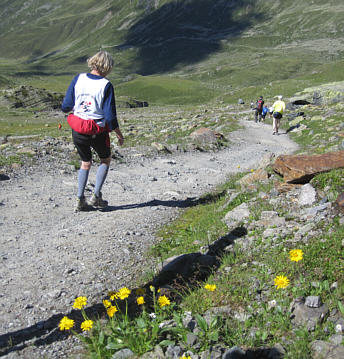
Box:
(0, 106, 69, 137)
(288, 103, 344, 154)
(116, 75, 217, 106)
(0, 153, 23, 167)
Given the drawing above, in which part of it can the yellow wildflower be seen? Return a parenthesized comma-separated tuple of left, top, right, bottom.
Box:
(158, 295, 171, 307)
(73, 296, 87, 310)
(274, 275, 290, 289)
(204, 284, 217, 292)
(137, 296, 145, 305)
(103, 299, 111, 308)
(108, 291, 119, 300)
(289, 249, 303, 262)
(180, 356, 192, 359)
(149, 285, 155, 292)
(107, 306, 118, 318)
(117, 287, 131, 300)
(81, 320, 93, 332)
(58, 316, 75, 331)
(110, 293, 119, 301)
(135, 288, 146, 296)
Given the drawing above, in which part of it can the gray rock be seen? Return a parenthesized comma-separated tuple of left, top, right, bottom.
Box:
(294, 222, 316, 238)
(201, 346, 223, 359)
(183, 311, 197, 332)
(262, 228, 276, 239)
(140, 345, 165, 359)
(111, 348, 134, 359)
(298, 183, 317, 206)
(329, 334, 343, 345)
(303, 203, 331, 218)
(311, 340, 344, 359)
(186, 332, 199, 347)
(256, 211, 286, 227)
(330, 282, 338, 291)
(223, 203, 250, 228)
(305, 296, 322, 308)
(151, 142, 171, 153)
(290, 297, 329, 331)
(165, 345, 182, 359)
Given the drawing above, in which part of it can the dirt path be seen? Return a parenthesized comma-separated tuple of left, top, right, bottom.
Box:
(0, 119, 298, 358)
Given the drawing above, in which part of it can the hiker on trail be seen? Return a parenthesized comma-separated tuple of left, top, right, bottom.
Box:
(61, 51, 124, 211)
(254, 96, 264, 123)
(261, 106, 269, 122)
(268, 106, 274, 118)
(271, 95, 286, 135)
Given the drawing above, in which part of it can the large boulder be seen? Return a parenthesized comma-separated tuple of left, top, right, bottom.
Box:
(190, 127, 224, 145)
(273, 151, 344, 183)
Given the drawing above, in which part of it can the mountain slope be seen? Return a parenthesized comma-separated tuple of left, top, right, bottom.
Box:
(0, 0, 344, 104)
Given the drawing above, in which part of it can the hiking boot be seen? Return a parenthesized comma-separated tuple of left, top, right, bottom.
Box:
(90, 193, 108, 208)
(75, 196, 91, 212)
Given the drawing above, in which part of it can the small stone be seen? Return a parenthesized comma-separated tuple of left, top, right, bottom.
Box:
(111, 348, 134, 359)
(330, 282, 338, 291)
(186, 332, 199, 346)
(329, 334, 343, 345)
(165, 345, 182, 359)
(305, 296, 322, 308)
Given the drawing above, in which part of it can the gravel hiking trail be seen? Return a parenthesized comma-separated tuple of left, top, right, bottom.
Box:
(0, 118, 298, 358)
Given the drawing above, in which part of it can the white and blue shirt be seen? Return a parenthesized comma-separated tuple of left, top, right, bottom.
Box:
(62, 73, 118, 130)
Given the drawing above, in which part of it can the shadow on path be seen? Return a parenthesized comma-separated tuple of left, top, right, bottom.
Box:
(102, 191, 226, 212)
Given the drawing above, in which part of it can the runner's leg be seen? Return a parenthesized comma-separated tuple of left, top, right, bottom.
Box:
(92, 132, 111, 198)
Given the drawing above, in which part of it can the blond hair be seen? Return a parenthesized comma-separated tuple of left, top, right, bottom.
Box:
(87, 51, 114, 75)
